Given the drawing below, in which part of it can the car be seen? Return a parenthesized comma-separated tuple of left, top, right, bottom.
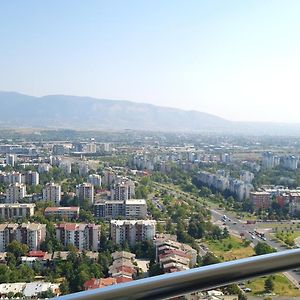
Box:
(244, 288, 252, 292)
(233, 222, 237, 225)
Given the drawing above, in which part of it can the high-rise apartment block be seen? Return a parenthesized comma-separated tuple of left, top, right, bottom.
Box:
(43, 183, 61, 206)
(5, 154, 16, 167)
(88, 174, 102, 187)
(281, 155, 299, 170)
(55, 223, 100, 251)
(76, 183, 94, 205)
(79, 163, 89, 176)
(111, 178, 135, 201)
(0, 223, 46, 251)
(110, 220, 156, 246)
(6, 183, 26, 203)
(262, 152, 280, 169)
(24, 171, 39, 186)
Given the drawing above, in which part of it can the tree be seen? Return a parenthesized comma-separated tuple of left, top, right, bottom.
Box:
(7, 241, 29, 259)
(38, 289, 55, 299)
(202, 252, 220, 266)
(264, 276, 274, 292)
(254, 242, 276, 256)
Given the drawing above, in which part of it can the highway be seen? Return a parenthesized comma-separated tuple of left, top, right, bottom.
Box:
(151, 181, 300, 287)
(210, 208, 300, 288)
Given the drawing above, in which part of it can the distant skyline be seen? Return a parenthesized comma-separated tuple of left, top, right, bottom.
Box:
(1, 1, 300, 123)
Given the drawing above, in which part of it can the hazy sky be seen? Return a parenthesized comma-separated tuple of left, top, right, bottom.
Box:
(1, 1, 300, 123)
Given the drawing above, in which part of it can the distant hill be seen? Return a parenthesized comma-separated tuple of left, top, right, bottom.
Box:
(0, 92, 230, 131)
(2, 91, 300, 135)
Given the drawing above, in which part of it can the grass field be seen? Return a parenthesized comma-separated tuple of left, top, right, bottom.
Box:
(245, 274, 300, 297)
(206, 235, 255, 261)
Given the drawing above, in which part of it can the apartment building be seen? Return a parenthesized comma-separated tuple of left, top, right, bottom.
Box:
(154, 238, 197, 273)
(110, 220, 156, 246)
(24, 171, 39, 186)
(79, 163, 89, 176)
(94, 199, 147, 219)
(76, 183, 94, 205)
(125, 199, 147, 218)
(250, 191, 271, 210)
(55, 223, 100, 251)
(43, 183, 61, 206)
(0, 203, 35, 219)
(44, 207, 80, 219)
(110, 178, 135, 201)
(0, 223, 46, 251)
(5, 154, 16, 167)
(88, 174, 102, 187)
(6, 183, 26, 203)
(1, 172, 22, 184)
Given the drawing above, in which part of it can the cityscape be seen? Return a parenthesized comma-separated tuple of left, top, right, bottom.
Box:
(2, 1, 300, 299)
(0, 133, 299, 298)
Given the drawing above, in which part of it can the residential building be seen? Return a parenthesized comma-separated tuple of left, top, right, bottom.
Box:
(125, 199, 147, 218)
(44, 207, 80, 219)
(3, 172, 22, 184)
(38, 163, 51, 173)
(0, 223, 46, 251)
(88, 174, 102, 187)
(84, 278, 117, 290)
(52, 144, 65, 155)
(110, 220, 156, 246)
(55, 223, 101, 251)
(281, 155, 299, 170)
(109, 251, 137, 281)
(24, 171, 39, 186)
(6, 183, 26, 203)
(262, 152, 280, 169)
(79, 163, 89, 176)
(43, 183, 61, 206)
(111, 178, 135, 201)
(94, 201, 125, 219)
(250, 191, 271, 210)
(76, 183, 94, 205)
(154, 236, 197, 273)
(0, 203, 35, 219)
(94, 199, 147, 219)
(5, 154, 16, 167)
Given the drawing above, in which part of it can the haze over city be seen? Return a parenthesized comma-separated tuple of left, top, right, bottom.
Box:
(1, 1, 300, 123)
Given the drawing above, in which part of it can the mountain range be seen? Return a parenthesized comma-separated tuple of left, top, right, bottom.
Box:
(0, 91, 299, 135)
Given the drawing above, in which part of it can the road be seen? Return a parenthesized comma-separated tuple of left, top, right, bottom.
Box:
(151, 181, 300, 287)
(210, 208, 300, 288)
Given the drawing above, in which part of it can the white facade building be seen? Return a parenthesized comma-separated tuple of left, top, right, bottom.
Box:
(55, 223, 100, 251)
(110, 220, 156, 246)
(0, 223, 46, 251)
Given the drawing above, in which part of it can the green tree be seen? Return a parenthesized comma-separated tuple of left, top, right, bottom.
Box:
(254, 242, 276, 256)
(7, 241, 29, 259)
(202, 252, 220, 266)
(264, 276, 274, 292)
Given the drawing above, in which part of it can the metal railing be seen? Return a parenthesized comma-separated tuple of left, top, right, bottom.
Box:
(57, 248, 300, 300)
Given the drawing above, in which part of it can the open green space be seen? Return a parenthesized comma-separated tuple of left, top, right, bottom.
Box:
(246, 274, 300, 297)
(205, 235, 255, 261)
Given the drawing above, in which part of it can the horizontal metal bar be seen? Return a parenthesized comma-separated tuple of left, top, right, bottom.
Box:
(57, 248, 300, 300)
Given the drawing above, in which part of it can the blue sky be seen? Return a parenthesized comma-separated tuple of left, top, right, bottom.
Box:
(1, 1, 300, 122)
